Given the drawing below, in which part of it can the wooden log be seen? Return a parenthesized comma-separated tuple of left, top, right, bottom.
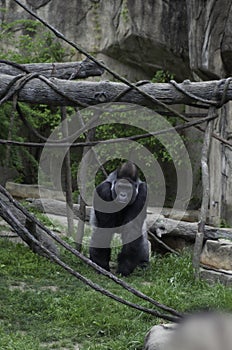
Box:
(28, 198, 91, 221)
(60, 106, 74, 236)
(1, 74, 232, 107)
(5, 181, 64, 200)
(193, 109, 214, 278)
(149, 217, 232, 242)
(75, 127, 96, 251)
(0, 58, 105, 79)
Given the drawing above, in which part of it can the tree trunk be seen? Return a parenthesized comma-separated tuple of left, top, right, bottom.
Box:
(0, 58, 104, 79)
(149, 217, 232, 242)
(193, 110, 214, 278)
(60, 106, 74, 237)
(1, 75, 231, 107)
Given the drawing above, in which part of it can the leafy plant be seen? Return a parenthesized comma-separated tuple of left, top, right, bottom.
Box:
(0, 19, 74, 182)
(0, 19, 74, 63)
(151, 70, 174, 83)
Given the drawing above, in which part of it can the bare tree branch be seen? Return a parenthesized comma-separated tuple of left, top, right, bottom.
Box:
(0, 58, 104, 79)
(1, 73, 232, 107)
(192, 107, 215, 278)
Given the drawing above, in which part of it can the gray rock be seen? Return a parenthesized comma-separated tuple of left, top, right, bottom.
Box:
(144, 313, 232, 350)
(200, 239, 232, 270)
(143, 324, 176, 350)
(6, 182, 65, 201)
(200, 267, 232, 287)
(0, 167, 19, 186)
(5, 0, 232, 80)
(29, 198, 91, 221)
(186, 0, 232, 79)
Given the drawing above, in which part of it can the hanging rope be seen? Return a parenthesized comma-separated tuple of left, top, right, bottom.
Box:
(0, 111, 220, 148)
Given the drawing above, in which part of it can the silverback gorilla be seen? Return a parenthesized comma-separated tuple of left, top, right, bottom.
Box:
(89, 161, 149, 276)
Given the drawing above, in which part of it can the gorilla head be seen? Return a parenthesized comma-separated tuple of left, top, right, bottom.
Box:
(111, 162, 139, 205)
(117, 161, 138, 181)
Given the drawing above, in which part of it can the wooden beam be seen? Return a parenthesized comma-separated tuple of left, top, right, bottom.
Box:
(1, 74, 231, 108)
(0, 58, 105, 79)
(149, 217, 232, 241)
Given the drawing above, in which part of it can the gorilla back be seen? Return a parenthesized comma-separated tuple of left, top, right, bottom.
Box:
(89, 162, 149, 276)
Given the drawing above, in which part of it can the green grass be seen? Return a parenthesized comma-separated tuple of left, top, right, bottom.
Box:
(0, 238, 232, 350)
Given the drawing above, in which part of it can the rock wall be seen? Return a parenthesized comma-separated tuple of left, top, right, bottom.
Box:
(0, 0, 192, 81)
(186, 0, 232, 79)
(1, 0, 232, 224)
(2, 0, 230, 80)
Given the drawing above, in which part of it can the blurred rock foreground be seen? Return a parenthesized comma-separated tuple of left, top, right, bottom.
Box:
(143, 312, 232, 350)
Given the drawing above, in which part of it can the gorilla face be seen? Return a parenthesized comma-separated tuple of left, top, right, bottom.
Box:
(112, 179, 138, 205)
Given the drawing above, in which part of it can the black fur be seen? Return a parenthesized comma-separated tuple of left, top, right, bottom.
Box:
(89, 162, 149, 276)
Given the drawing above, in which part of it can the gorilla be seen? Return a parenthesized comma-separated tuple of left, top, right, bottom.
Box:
(89, 161, 149, 276)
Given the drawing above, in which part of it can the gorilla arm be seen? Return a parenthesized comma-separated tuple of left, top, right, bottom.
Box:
(117, 182, 149, 276)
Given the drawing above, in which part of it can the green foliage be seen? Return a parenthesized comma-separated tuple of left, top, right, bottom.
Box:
(92, 1, 102, 50)
(152, 71, 188, 166)
(0, 237, 231, 349)
(0, 102, 65, 182)
(0, 19, 74, 63)
(121, 0, 129, 22)
(0, 18, 74, 182)
(151, 70, 174, 83)
(0, 15, 185, 204)
(220, 219, 232, 229)
(91, 108, 166, 185)
(21, 201, 63, 232)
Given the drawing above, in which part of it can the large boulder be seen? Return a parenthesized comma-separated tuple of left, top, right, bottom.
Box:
(144, 312, 232, 350)
(200, 239, 232, 271)
(143, 324, 176, 350)
(200, 239, 232, 286)
(3, 0, 232, 80)
(186, 0, 232, 79)
(5, 182, 65, 201)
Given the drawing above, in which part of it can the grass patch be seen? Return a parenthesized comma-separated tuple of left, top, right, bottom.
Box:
(0, 237, 232, 349)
